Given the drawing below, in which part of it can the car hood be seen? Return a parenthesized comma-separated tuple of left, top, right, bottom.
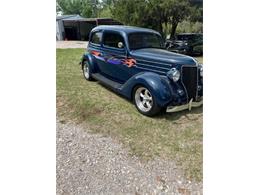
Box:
(130, 48, 197, 66)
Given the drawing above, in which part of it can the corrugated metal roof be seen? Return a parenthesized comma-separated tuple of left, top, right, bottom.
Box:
(60, 15, 85, 21)
(57, 15, 122, 25)
(56, 15, 84, 21)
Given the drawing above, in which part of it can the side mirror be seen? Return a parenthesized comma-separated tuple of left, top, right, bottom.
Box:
(118, 42, 124, 48)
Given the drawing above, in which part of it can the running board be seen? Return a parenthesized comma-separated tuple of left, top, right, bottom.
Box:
(92, 73, 122, 89)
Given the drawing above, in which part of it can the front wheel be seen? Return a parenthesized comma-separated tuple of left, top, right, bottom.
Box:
(133, 86, 161, 116)
(82, 60, 93, 81)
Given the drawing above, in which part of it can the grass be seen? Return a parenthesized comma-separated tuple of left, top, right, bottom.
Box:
(196, 56, 203, 64)
(56, 48, 203, 181)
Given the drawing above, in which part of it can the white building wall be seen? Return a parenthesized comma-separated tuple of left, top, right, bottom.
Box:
(56, 21, 60, 40)
(56, 20, 65, 40)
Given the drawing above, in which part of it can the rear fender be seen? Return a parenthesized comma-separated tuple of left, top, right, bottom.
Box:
(80, 52, 98, 73)
(120, 72, 174, 107)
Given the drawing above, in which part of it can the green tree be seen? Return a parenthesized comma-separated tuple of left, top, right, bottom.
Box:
(111, 0, 192, 38)
(140, 0, 168, 36)
(189, 6, 203, 23)
(111, 0, 143, 25)
(163, 0, 191, 38)
(98, 0, 113, 17)
(57, 0, 202, 37)
(57, 0, 99, 17)
(99, 6, 112, 18)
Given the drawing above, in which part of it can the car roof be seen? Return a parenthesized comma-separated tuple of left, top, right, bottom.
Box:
(92, 25, 160, 35)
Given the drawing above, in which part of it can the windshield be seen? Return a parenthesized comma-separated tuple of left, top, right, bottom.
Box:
(128, 32, 164, 50)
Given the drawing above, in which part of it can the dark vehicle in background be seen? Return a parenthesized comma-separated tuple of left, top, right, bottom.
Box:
(166, 33, 203, 56)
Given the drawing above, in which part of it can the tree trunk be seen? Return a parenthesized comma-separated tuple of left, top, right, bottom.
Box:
(170, 22, 178, 39)
(159, 21, 164, 38)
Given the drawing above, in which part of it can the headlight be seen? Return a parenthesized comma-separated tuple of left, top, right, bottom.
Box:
(167, 68, 180, 82)
(199, 64, 203, 77)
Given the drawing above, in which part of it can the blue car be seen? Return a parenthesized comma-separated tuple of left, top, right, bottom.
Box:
(80, 25, 203, 116)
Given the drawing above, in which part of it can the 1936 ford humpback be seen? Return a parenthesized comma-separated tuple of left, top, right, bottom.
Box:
(80, 25, 203, 116)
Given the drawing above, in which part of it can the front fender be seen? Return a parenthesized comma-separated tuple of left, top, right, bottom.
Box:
(120, 72, 174, 107)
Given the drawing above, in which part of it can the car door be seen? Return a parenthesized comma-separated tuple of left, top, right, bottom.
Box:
(101, 31, 133, 83)
(88, 30, 109, 75)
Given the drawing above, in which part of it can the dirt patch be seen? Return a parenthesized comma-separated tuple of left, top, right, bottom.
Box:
(56, 41, 88, 49)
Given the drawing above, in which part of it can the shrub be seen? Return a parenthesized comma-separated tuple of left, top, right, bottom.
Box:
(176, 20, 203, 33)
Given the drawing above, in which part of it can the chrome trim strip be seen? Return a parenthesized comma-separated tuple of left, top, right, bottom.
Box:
(137, 62, 171, 71)
(135, 66, 166, 74)
(89, 44, 100, 49)
(101, 48, 126, 55)
(135, 58, 173, 67)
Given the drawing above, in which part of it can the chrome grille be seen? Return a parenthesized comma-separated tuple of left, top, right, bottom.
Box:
(181, 66, 198, 101)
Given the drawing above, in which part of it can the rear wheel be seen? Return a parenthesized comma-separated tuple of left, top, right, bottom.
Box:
(82, 60, 93, 81)
(133, 86, 161, 116)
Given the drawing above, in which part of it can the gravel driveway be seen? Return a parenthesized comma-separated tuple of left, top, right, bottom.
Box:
(56, 41, 88, 49)
(57, 119, 202, 195)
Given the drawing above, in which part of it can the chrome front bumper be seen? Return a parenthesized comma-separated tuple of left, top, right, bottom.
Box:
(166, 98, 203, 113)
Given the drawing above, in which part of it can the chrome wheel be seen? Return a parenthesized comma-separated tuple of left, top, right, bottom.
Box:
(83, 62, 90, 79)
(135, 87, 153, 112)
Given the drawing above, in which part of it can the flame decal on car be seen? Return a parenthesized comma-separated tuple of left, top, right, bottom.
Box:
(91, 51, 101, 56)
(91, 51, 136, 68)
(107, 57, 122, 65)
(121, 58, 136, 67)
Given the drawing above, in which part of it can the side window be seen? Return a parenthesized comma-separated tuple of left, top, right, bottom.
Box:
(103, 32, 125, 49)
(90, 31, 102, 45)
